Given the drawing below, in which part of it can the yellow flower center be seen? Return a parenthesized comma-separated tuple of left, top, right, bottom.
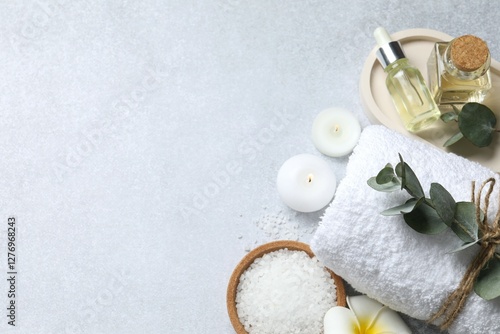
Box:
(358, 317, 383, 334)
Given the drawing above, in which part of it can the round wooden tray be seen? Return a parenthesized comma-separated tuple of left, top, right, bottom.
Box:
(226, 240, 347, 334)
(359, 28, 500, 172)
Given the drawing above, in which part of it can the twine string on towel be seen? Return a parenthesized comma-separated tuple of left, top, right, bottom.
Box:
(429, 178, 500, 330)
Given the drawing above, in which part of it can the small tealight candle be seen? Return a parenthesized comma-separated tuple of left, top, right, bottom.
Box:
(277, 154, 336, 213)
(311, 108, 361, 157)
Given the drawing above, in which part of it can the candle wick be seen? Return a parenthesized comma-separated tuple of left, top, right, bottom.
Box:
(307, 174, 314, 183)
(330, 124, 341, 136)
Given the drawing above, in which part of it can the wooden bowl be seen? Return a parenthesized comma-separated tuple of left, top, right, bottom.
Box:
(226, 240, 347, 334)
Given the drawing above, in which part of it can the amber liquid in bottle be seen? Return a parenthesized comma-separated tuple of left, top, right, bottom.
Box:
(374, 27, 440, 132)
(427, 36, 491, 112)
(385, 59, 440, 132)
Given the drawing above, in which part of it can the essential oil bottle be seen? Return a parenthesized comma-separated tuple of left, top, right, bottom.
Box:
(374, 27, 440, 132)
(427, 35, 491, 111)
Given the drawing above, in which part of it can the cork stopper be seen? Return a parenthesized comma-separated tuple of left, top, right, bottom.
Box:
(450, 35, 489, 72)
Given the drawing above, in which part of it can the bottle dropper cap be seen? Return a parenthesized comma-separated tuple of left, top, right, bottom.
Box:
(374, 27, 406, 68)
(374, 27, 392, 45)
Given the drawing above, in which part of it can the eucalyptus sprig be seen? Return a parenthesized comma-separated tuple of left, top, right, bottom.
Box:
(441, 102, 498, 147)
(368, 154, 500, 300)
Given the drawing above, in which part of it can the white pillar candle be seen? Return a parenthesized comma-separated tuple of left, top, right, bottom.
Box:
(311, 108, 361, 157)
(277, 154, 336, 213)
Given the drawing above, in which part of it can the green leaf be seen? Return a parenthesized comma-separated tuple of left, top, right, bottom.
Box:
(440, 112, 458, 123)
(451, 201, 479, 243)
(458, 102, 496, 147)
(474, 256, 500, 300)
(395, 160, 424, 198)
(443, 132, 464, 147)
(376, 165, 396, 184)
(430, 183, 456, 226)
(403, 201, 448, 235)
(367, 177, 401, 192)
(396, 154, 405, 191)
(381, 198, 422, 216)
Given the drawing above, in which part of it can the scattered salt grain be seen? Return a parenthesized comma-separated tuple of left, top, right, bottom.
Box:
(235, 249, 336, 334)
(255, 212, 301, 241)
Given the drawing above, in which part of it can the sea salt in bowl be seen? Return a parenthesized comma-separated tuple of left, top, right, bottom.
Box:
(227, 240, 346, 334)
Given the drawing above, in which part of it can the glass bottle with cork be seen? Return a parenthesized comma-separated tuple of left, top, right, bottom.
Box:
(374, 27, 440, 133)
(427, 34, 491, 111)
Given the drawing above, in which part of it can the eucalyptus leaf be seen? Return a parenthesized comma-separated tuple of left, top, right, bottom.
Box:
(367, 177, 401, 192)
(441, 112, 458, 123)
(443, 132, 464, 147)
(381, 198, 422, 216)
(474, 256, 500, 300)
(451, 201, 479, 243)
(395, 161, 425, 198)
(396, 154, 405, 191)
(376, 165, 396, 184)
(430, 182, 456, 226)
(403, 202, 448, 235)
(458, 102, 496, 147)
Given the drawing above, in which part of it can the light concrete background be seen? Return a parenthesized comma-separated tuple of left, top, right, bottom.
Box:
(0, 0, 499, 333)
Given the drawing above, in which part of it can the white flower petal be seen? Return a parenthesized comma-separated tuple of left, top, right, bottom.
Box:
(347, 295, 384, 329)
(370, 306, 412, 334)
(324, 306, 359, 334)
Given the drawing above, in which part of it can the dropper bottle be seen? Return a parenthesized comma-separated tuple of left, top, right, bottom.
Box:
(374, 27, 440, 132)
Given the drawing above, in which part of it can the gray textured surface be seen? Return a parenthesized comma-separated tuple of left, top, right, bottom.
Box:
(0, 0, 499, 333)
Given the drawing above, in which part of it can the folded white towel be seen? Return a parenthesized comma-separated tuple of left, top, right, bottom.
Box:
(311, 125, 500, 334)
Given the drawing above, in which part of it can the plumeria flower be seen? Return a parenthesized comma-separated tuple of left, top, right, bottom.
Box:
(324, 295, 411, 334)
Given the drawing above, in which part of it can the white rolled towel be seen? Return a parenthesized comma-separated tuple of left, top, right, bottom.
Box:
(311, 125, 500, 334)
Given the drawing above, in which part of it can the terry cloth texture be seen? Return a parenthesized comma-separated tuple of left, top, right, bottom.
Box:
(311, 125, 500, 334)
